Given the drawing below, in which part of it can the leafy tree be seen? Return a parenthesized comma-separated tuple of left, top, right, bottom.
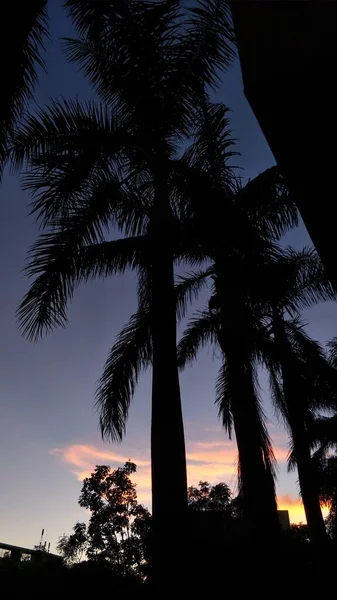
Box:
(57, 522, 88, 565)
(187, 481, 232, 512)
(57, 462, 151, 577)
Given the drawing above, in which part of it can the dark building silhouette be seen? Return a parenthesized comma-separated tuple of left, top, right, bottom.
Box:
(278, 510, 291, 532)
(231, 0, 337, 287)
(0, 541, 62, 566)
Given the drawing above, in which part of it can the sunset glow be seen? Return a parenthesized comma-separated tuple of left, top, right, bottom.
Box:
(50, 441, 322, 524)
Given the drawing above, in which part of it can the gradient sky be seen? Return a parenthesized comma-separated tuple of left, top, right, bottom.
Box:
(0, 2, 335, 552)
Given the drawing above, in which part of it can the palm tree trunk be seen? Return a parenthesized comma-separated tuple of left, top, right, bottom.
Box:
(289, 416, 327, 543)
(150, 173, 188, 582)
(219, 334, 280, 540)
(273, 314, 327, 544)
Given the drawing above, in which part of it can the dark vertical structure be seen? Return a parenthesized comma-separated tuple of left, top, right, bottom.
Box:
(231, 0, 337, 288)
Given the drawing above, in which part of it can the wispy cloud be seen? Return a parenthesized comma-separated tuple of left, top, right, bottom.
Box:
(50, 439, 324, 523)
(51, 444, 152, 503)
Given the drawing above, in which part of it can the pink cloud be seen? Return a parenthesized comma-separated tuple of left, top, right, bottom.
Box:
(53, 436, 331, 524)
(50, 444, 152, 504)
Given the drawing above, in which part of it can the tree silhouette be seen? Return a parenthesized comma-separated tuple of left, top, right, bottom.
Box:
(177, 249, 336, 542)
(0, 2, 47, 175)
(8, 1, 235, 583)
(57, 462, 151, 577)
(188, 481, 232, 512)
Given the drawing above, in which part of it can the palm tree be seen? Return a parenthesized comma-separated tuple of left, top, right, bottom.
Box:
(173, 101, 297, 538)
(91, 95, 336, 543)
(92, 97, 298, 539)
(262, 250, 337, 543)
(176, 249, 336, 542)
(305, 347, 337, 540)
(0, 1, 48, 173)
(268, 320, 333, 544)
(96, 166, 298, 539)
(8, 0, 235, 578)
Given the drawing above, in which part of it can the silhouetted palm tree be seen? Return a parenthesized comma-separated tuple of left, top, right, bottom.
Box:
(177, 248, 336, 542)
(0, 1, 48, 173)
(8, 0, 235, 577)
(93, 97, 298, 539)
(269, 322, 333, 543)
(305, 353, 337, 540)
(97, 166, 298, 539)
(314, 451, 337, 540)
(174, 102, 297, 538)
(262, 250, 337, 543)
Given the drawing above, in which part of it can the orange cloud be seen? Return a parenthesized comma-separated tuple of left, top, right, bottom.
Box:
(278, 495, 329, 524)
(51, 444, 152, 504)
(50, 441, 325, 524)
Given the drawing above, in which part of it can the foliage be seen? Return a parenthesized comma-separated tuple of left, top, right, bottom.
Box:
(57, 522, 87, 564)
(187, 480, 232, 512)
(315, 453, 337, 540)
(57, 462, 151, 577)
(9, 0, 236, 444)
(0, 2, 48, 173)
(286, 523, 310, 543)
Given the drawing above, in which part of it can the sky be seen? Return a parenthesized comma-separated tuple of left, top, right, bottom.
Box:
(0, 1, 335, 552)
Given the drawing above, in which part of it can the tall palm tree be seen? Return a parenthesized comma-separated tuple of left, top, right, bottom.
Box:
(173, 100, 297, 538)
(309, 414, 337, 541)
(96, 167, 298, 539)
(304, 344, 337, 540)
(93, 98, 336, 543)
(8, 0, 235, 578)
(0, 1, 48, 174)
(176, 248, 336, 542)
(262, 249, 337, 543)
(268, 320, 333, 543)
(93, 98, 298, 539)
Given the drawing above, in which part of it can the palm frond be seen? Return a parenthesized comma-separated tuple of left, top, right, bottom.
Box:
(185, 100, 238, 179)
(267, 358, 289, 425)
(215, 360, 232, 437)
(237, 167, 298, 241)
(177, 310, 218, 368)
(287, 444, 297, 473)
(17, 235, 146, 341)
(0, 2, 48, 171)
(178, 0, 235, 100)
(328, 337, 337, 369)
(175, 268, 212, 321)
(309, 415, 337, 454)
(282, 319, 337, 412)
(96, 307, 152, 442)
(250, 361, 278, 480)
(64, 1, 181, 127)
(279, 246, 336, 315)
(10, 99, 135, 224)
(11, 97, 125, 167)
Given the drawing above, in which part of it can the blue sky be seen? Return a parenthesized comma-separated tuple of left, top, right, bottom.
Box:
(0, 2, 335, 551)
